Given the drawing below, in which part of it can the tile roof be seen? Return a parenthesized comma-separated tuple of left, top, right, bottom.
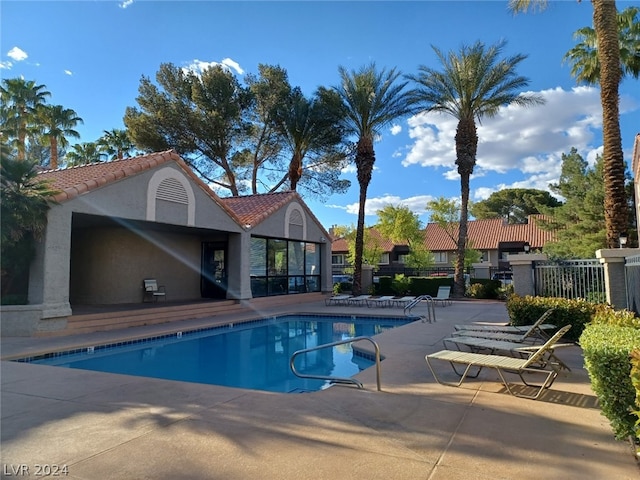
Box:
(332, 216, 556, 253)
(37, 149, 329, 237)
(331, 228, 405, 253)
(220, 191, 331, 237)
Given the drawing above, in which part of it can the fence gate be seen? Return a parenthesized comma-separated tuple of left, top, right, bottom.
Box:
(533, 259, 605, 302)
(626, 254, 640, 315)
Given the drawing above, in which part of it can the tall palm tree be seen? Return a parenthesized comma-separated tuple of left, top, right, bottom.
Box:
(563, 6, 640, 84)
(0, 78, 51, 160)
(407, 41, 544, 297)
(98, 128, 135, 160)
(275, 88, 345, 191)
(510, 0, 627, 249)
(38, 105, 83, 169)
(65, 142, 103, 166)
(324, 63, 414, 295)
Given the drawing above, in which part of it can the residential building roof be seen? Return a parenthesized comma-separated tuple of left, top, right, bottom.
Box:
(37, 150, 329, 236)
(332, 215, 555, 253)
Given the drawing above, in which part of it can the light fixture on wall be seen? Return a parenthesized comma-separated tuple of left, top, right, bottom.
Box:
(319, 236, 326, 243)
(244, 224, 251, 230)
(523, 243, 530, 253)
(619, 232, 628, 248)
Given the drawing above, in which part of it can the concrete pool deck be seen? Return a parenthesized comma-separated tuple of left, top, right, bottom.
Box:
(1, 298, 638, 479)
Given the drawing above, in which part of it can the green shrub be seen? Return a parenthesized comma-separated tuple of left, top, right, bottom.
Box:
(505, 294, 597, 342)
(409, 276, 453, 296)
(377, 276, 393, 295)
(630, 351, 640, 449)
(466, 279, 501, 299)
(581, 324, 640, 439)
(391, 274, 411, 296)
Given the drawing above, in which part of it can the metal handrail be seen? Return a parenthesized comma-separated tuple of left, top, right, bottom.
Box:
(404, 295, 436, 323)
(290, 336, 382, 391)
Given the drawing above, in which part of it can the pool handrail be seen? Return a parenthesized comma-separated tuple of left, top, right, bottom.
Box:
(290, 336, 382, 391)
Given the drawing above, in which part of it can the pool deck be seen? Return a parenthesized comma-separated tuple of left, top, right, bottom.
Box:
(2, 298, 638, 479)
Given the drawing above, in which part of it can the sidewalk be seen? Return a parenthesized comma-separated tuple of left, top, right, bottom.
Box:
(2, 298, 638, 479)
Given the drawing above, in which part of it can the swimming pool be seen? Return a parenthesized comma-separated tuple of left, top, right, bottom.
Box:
(17, 314, 414, 393)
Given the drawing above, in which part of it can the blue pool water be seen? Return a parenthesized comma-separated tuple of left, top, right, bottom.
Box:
(19, 314, 413, 393)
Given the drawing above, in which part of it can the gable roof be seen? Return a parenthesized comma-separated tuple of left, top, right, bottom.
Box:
(332, 215, 556, 253)
(220, 191, 330, 237)
(38, 150, 329, 237)
(331, 227, 404, 253)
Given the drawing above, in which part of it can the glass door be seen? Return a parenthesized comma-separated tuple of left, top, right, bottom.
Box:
(201, 242, 227, 299)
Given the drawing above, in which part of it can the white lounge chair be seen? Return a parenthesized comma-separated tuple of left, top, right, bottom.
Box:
(366, 296, 395, 308)
(453, 309, 556, 342)
(425, 325, 571, 400)
(143, 279, 166, 302)
(325, 294, 352, 306)
(434, 286, 452, 306)
(347, 295, 371, 306)
(392, 296, 416, 308)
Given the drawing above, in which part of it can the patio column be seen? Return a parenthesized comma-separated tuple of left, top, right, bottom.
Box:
(227, 231, 253, 300)
(596, 248, 640, 310)
(507, 253, 547, 298)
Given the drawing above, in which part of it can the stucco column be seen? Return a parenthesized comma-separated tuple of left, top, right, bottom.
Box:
(29, 207, 73, 319)
(507, 253, 547, 298)
(320, 240, 332, 294)
(596, 248, 640, 310)
(227, 231, 253, 300)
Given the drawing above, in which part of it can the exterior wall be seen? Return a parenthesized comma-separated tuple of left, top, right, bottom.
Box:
(70, 226, 220, 304)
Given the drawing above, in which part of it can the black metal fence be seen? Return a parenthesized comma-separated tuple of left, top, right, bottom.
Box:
(626, 254, 640, 315)
(533, 259, 605, 302)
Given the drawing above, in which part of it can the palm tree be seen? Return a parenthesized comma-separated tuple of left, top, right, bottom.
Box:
(563, 6, 640, 84)
(407, 41, 544, 297)
(324, 63, 414, 295)
(38, 105, 83, 169)
(65, 142, 103, 166)
(510, 0, 627, 249)
(275, 88, 345, 191)
(98, 128, 135, 160)
(0, 78, 51, 160)
(1, 153, 59, 300)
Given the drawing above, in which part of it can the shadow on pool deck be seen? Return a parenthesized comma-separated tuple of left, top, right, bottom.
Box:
(2, 298, 638, 479)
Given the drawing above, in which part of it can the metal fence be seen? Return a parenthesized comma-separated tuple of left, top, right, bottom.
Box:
(626, 254, 640, 315)
(533, 259, 606, 302)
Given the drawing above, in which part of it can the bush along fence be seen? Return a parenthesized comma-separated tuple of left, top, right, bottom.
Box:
(506, 294, 640, 445)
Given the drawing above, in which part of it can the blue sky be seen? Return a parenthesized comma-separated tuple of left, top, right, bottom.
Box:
(2, 1, 639, 230)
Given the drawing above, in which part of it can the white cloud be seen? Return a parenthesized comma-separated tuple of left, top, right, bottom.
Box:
(328, 194, 436, 219)
(183, 58, 244, 76)
(7, 46, 27, 62)
(119, 0, 134, 9)
(64, 70, 73, 76)
(390, 124, 402, 135)
(0, 61, 12, 69)
(401, 86, 616, 200)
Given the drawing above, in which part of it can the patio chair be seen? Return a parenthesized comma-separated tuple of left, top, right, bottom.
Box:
(143, 279, 166, 302)
(453, 309, 556, 342)
(325, 294, 352, 306)
(366, 296, 395, 308)
(392, 296, 416, 308)
(347, 295, 371, 306)
(442, 334, 573, 371)
(425, 325, 571, 400)
(434, 286, 452, 306)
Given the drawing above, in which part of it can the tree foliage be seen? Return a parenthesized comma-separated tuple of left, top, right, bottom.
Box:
(407, 40, 543, 296)
(124, 62, 349, 199)
(1, 154, 59, 300)
(376, 204, 434, 269)
(470, 188, 561, 223)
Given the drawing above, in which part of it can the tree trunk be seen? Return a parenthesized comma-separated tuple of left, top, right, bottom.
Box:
(593, 0, 627, 248)
(353, 138, 375, 296)
(50, 137, 58, 170)
(454, 118, 478, 297)
(289, 152, 303, 190)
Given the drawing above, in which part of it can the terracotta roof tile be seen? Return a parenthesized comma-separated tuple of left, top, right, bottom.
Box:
(332, 216, 556, 253)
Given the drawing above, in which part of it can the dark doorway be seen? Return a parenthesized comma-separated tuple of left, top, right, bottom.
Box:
(201, 242, 227, 299)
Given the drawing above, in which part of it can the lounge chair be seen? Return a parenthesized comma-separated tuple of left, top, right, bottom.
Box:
(392, 296, 416, 308)
(347, 295, 371, 306)
(434, 286, 452, 306)
(442, 334, 573, 371)
(366, 296, 395, 308)
(453, 309, 556, 342)
(425, 325, 571, 400)
(325, 294, 352, 306)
